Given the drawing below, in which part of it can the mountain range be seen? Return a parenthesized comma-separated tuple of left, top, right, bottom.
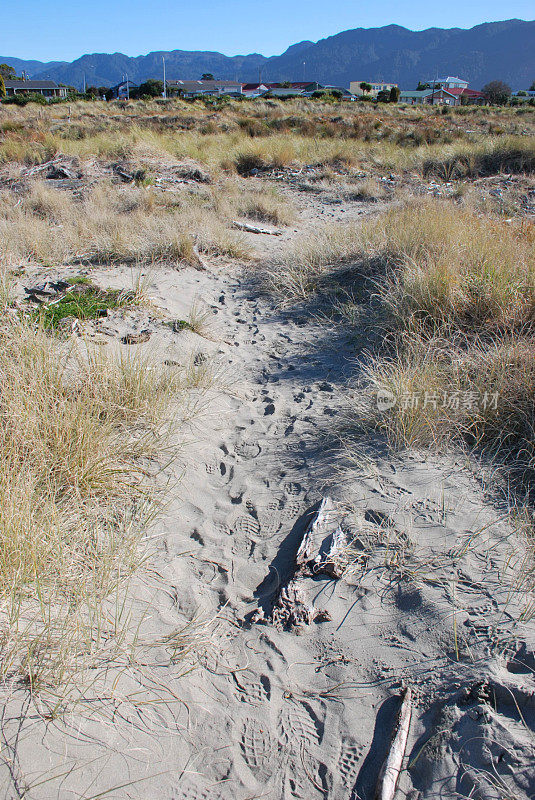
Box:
(2, 20, 534, 91)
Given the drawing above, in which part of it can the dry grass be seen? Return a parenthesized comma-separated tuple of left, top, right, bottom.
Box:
(0, 180, 251, 266)
(0, 310, 203, 689)
(355, 200, 535, 492)
(265, 220, 362, 300)
(362, 200, 535, 332)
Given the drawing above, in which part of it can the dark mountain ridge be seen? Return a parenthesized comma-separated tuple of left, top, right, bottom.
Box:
(1, 20, 533, 90)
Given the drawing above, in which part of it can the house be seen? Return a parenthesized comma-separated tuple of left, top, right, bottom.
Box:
(424, 76, 469, 90)
(3, 80, 68, 99)
(350, 81, 398, 97)
(445, 87, 485, 105)
(108, 80, 138, 99)
(166, 80, 243, 97)
(261, 82, 322, 94)
(263, 87, 305, 98)
(399, 90, 432, 105)
(242, 83, 269, 97)
(399, 88, 460, 105)
(318, 85, 355, 99)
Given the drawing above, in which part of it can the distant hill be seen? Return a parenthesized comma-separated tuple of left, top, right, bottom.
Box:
(2, 20, 533, 90)
(0, 57, 67, 78)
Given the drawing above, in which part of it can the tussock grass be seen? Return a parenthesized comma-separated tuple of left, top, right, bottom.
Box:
(0, 314, 198, 688)
(365, 335, 535, 483)
(422, 135, 535, 180)
(347, 177, 388, 202)
(1, 99, 533, 174)
(266, 221, 362, 300)
(362, 201, 535, 332)
(357, 200, 535, 491)
(0, 181, 250, 266)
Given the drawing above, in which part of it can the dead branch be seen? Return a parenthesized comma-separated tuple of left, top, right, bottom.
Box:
(232, 221, 282, 236)
(375, 686, 412, 800)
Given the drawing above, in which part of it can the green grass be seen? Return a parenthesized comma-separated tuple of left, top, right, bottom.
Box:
(38, 284, 134, 329)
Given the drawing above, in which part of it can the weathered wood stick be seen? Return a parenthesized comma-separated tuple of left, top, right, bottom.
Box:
(232, 221, 282, 236)
(375, 687, 412, 800)
(192, 243, 209, 270)
(311, 524, 347, 578)
(295, 496, 336, 573)
(255, 497, 337, 629)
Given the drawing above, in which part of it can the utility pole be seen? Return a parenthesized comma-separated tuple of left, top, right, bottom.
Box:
(162, 56, 167, 98)
(303, 62, 306, 81)
(431, 69, 438, 105)
(83, 72, 86, 93)
(126, 74, 130, 100)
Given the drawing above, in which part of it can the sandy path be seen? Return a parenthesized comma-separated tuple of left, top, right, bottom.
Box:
(6, 228, 535, 799)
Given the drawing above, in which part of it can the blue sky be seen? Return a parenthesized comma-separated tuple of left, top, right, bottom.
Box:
(2, 0, 533, 61)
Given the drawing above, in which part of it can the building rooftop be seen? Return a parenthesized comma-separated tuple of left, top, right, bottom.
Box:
(4, 80, 61, 89)
(166, 80, 243, 88)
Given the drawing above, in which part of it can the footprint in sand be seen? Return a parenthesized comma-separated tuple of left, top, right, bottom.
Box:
(271, 417, 295, 436)
(233, 672, 271, 703)
(231, 536, 254, 558)
(280, 500, 303, 521)
(234, 440, 261, 459)
(173, 779, 226, 800)
(232, 515, 261, 538)
(257, 514, 282, 538)
(245, 499, 258, 517)
(336, 738, 365, 790)
(277, 699, 323, 755)
(239, 717, 276, 782)
(205, 459, 232, 483)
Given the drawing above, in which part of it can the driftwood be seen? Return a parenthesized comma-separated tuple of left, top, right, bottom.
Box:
(192, 243, 209, 270)
(255, 497, 342, 630)
(310, 524, 347, 578)
(24, 158, 63, 177)
(375, 687, 412, 800)
(232, 221, 282, 236)
(24, 280, 70, 304)
(47, 164, 77, 180)
(115, 169, 134, 183)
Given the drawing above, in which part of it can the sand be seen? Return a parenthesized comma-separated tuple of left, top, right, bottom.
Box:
(3, 188, 535, 800)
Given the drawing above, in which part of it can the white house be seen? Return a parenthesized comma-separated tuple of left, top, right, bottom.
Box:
(424, 76, 469, 89)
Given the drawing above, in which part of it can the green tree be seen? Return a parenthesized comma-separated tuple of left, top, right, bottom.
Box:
(416, 82, 430, 91)
(0, 76, 6, 99)
(136, 79, 164, 97)
(359, 82, 372, 93)
(201, 73, 214, 81)
(390, 86, 400, 102)
(482, 80, 511, 105)
(530, 80, 535, 91)
(376, 89, 390, 102)
(0, 64, 16, 79)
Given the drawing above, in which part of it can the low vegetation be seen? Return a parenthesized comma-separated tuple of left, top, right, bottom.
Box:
(0, 310, 197, 688)
(0, 94, 533, 694)
(361, 211, 534, 494)
(37, 281, 135, 328)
